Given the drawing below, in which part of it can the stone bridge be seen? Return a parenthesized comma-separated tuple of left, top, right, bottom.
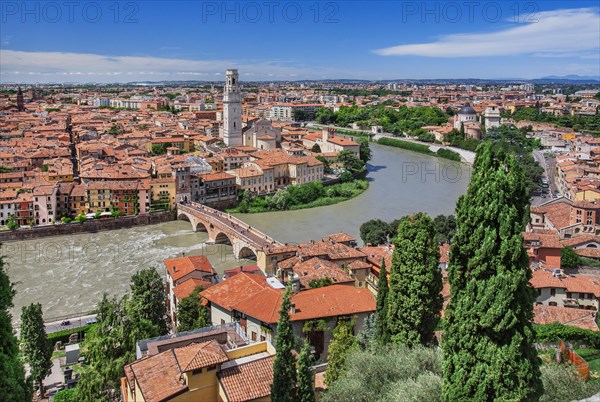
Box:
(177, 202, 284, 261)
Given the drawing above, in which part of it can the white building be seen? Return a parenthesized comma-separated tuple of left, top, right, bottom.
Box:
(222, 69, 243, 147)
(484, 105, 501, 131)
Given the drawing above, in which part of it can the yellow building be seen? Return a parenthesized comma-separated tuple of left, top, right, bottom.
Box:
(122, 340, 276, 402)
(146, 177, 176, 211)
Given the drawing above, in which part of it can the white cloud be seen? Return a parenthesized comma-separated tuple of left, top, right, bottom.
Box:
(0, 50, 355, 83)
(374, 8, 600, 58)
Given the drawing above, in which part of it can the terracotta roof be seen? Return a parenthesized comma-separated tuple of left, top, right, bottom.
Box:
(523, 230, 563, 249)
(165, 256, 215, 282)
(290, 285, 375, 321)
(439, 243, 450, 264)
(218, 355, 274, 402)
(200, 272, 270, 310)
(173, 340, 229, 371)
(533, 305, 598, 331)
(173, 278, 213, 302)
(530, 269, 600, 297)
(126, 349, 187, 402)
(292, 257, 355, 289)
(321, 232, 356, 243)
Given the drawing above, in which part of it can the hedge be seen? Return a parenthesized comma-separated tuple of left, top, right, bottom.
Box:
(377, 137, 434, 155)
(533, 323, 600, 348)
(47, 324, 95, 346)
(436, 148, 461, 161)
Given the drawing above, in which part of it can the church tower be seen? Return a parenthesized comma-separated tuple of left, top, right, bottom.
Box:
(223, 69, 242, 147)
(16, 87, 24, 112)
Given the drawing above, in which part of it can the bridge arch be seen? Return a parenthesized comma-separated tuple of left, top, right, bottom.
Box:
(214, 232, 233, 245)
(237, 246, 257, 260)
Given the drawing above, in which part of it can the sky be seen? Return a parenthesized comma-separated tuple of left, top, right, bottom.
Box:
(1, 0, 599, 83)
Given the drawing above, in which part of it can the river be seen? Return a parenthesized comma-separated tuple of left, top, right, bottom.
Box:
(3, 143, 470, 322)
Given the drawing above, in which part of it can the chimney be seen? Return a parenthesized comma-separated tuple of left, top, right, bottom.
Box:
(289, 302, 296, 315)
(173, 266, 177, 272)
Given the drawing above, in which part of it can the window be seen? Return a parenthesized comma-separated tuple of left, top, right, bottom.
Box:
(551, 288, 556, 296)
(260, 335, 266, 342)
(207, 365, 217, 371)
(549, 301, 557, 306)
(567, 292, 572, 299)
(221, 319, 225, 325)
(252, 331, 257, 341)
(537, 289, 541, 296)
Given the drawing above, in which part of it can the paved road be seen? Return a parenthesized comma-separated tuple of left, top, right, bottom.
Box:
(531, 150, 560, 206)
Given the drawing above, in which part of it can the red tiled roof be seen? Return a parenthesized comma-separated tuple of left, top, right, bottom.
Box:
(200, 272, 270, 310)
(533, 304, 599, 331)
(165, 256, 215, 282)
(218, 355, 275, 402)
(173, 340, 229, 371)
(126, 349, 187, 402)
(173, 278, 213, 302)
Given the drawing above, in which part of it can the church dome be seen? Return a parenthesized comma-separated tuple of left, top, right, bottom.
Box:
(458, 105, 476, 115)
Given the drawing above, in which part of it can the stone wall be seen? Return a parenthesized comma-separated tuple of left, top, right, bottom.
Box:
(0, 210, 176, 242)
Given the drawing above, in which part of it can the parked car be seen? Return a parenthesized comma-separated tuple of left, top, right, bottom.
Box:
(85, 318, 98, 325)
(61, 320, 71, 326)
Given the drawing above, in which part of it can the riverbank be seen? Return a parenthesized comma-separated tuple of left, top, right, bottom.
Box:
(377, 137, 461, 161)
(0, 210, 176, 242)
(226, 179, 369, 214)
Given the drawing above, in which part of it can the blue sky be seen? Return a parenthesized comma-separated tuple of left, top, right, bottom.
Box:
(1, 1, 599, 83)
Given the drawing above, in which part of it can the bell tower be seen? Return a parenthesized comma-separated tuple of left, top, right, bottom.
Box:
(223, 69, 242, 147)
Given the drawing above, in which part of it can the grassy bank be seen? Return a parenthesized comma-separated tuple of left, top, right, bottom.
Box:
(227, 179, 369, 214)
(377, 137, 462, 162)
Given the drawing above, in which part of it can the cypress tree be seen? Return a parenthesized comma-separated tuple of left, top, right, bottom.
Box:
(271, 283, 298, 402)
(324, 320, 356, 386)
(386, 213, 442, 347)
(442, 141, 543, 401)
(374, 260, 389, 345)
(0, 254, 32, 401)
(20, 303, 52, 398)
(297, 342, 315, 402)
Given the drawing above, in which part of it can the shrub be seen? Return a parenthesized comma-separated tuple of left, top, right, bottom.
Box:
(377, 137, 434, 155)
(534, 323, 600, 348)
(539, 364, 600, 402)
(436, 148, 461, 161)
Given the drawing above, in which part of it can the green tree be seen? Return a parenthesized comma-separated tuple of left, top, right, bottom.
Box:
(271, 283, 298, 401)
(324, 320, 356, 386)
(560, 247, 582, 268)
(6, 214, 18, 230)
(20, 303, 52, 397)
(0, 255, 32, 401)
(297, 342, 315, 402)
(311, 143, 321, 153)
(176, 286, 210, 333)
(433, 215, 456, 243)
(442, 142, 543, 401)
(129, 268, 169, 336)
(358, 139, 372, 163)
(359, 219, 390, 245)
(336, 150, 365, 174)
(386, 213, 442, 347)
(374, 260, 389, 346)
(308, 277, 332, 289)
(52, 388, 78, 402)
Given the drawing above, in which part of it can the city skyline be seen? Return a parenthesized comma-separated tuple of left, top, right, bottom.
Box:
(1, 1, 599, 83)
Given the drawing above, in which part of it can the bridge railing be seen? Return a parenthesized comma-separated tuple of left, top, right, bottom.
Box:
(178, 203, 282, 248)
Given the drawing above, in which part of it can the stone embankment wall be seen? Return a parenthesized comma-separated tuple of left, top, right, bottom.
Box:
(0, 210, 176, 242)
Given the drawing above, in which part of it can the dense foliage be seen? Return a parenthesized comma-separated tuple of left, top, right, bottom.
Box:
(433, 215, 456, 244)
(271, 283, 298, 401)
(77, 267, 169, 400)
(387, 213, 442, 347)
(509, 107, 600, 133)
(324, 320, 356, 386)
(176, 286, 210, 333)
(533, 323, 600, 349)
(20, 303, 52, 396)
(322, 346, 443, 402)
(485, 125, 545, 196)
(374, 260, 389, 346)
(316, 105, 448, 136)
(359, 219, 391, 245)
(234, 180, 368, 213)
(297, 341, 316, 402)
(323, 345, 599, 402)
(442, 141, 543, 401)
(561, 247, 583, 268)
(0, 255, 32, 402)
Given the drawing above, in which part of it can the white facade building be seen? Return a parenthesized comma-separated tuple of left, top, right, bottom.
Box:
(223, 69, 243, 147)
